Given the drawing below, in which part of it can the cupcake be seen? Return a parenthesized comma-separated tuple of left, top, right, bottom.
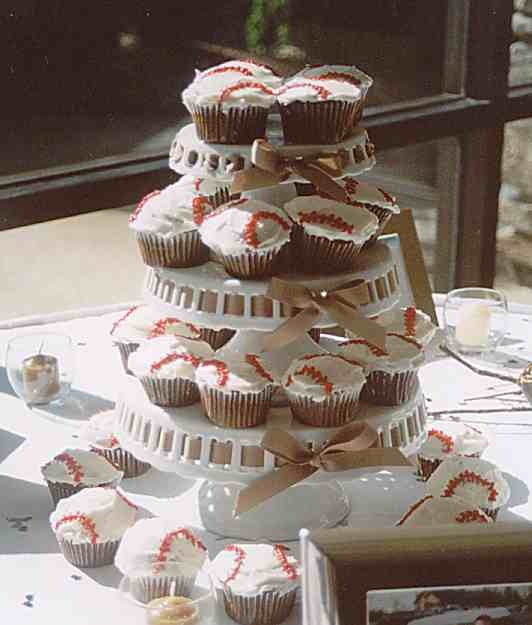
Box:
(210, 543, 300, 625)
(282, 354, 366, 427)
(199, 198, 292, 279)
(128, 336, 214, 407)
(50, 487, 137, 567)
(82, 410, 151, 479)
(41, 448, 123, 507)
(294, 64, 373, 124)
(338, 333, 424, 406)
(371, 306, 437, 346)
(182, 64, 278, 144)
(277, 76, 362, 144)
(417, 423, 490, 481)
(197, 60, 283, 89)
(426, 457, 511, 520)
(284, 195, 378, 273)
(175, 175, 232, 209)
(396, 495, 492, 527)
(128, 183, 209, 268)
(115, 518, 207, 604)
(195, 352, 275, 428)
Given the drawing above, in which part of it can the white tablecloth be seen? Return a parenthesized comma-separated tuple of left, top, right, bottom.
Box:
(1, 300, 532, 624)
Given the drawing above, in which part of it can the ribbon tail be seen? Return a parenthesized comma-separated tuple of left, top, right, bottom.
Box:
(291, 162, 347, 203)
(231, 168, 281, 194)
(262, 307, 320, 352)
(234, 464, 316, 517)
(320, 299, 386, 350)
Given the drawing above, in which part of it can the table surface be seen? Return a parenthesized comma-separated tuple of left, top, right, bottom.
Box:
(1, 299, 532, 624)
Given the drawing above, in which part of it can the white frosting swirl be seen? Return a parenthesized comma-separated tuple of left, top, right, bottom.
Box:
(277, 77, 361, 105)
(282, 354, 366, 401)
(50, 487, 137, 543)
(41, 448, 122, 486)
(195, 352, 275, 394)
(336, 177, 400, 214)
(419, 423, 489, 461)
(426, 457, 510, 511)
(175, 175, 230, 199)
(199, 198, 291, 255)
(284, 195, 378, 242)
(294, 64, 373, 96)
(374, 307, 437, 346)
(210, 543, 300, 595)
(339, 333, 424, 374)
(110, 305, 202, 342)
(397, 495, 492, 527)
(115, 518, 207, 578)
(128, 336, 213, 381)
(197, 61, 282, 89)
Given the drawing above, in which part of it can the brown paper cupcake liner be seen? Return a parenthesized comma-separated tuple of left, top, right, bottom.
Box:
(292, 225, 363, 274)
(90, 445, 151, 479)
(209, 186, 232, 209)
(361, 370, 419, 406)
(114, 341, 140, 375)
(198, 328, 236, 350)
(130, 574, 196, 604)
(139, 377, 200, 407)
(200, 386, 272, 428)
(279, 100, 359, 144)
(308, 328, 321, 343)
(189, 104, 269, 144)
(417, 456, 443, 482)
(482, 507, 499, 521)
(362, 204, 394, 248)
(219, 586, 297, 625)
(46, 477, 121, 507)
(58, 537, 121, 568)
(136, 230, 209, 268)
(287, 391, 360, 427)
(220, 245, 288, 280)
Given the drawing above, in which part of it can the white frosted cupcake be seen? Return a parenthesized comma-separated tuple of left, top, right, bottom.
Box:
(277, 76, 362, 144)
(50, 487, 137, 567)
(196, 60, 283, 89)
(115, 518, 207, 604)
(417, 423, 490, 481)
(210, 543, 300, 625)
(41, 448, 123, 507)
(426, 457, 511, 520)
(372, 307, 437, 346)
(82, 410, 151, 479)
(182, 64, 277, 144)
(128, 336, 214, 407)
(396, 495, 492, 527)
(128, 183, 209, 268)
(282, 353, 366, 427)
(199, 198, 292, 279)
(174, 175, 232, 209)
(195, 352, 275, 428)
(284, 195, 378, 273)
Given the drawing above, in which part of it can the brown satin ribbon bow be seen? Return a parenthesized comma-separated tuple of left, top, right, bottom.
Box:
(231, 139, 348, 203)
(262, 277, 386, 352)
(234, 421, 411, 516)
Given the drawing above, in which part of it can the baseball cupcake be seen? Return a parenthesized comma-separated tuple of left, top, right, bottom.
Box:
(115, 518, 207, 604)
(41, 448, 123, 506)
(128, 183, 209, 268)
(396, 495, 492, 527)
(210, 543, 300, 625)
(372, 307, 437, 346)
(199, 198, 292, 279)
(174, 175, 232, 209)
(195, 352, 275, 428)
(282, 353, 366, 427)
(426, 457, 511, 520)
(50, 487, 137, 567)
(128, 336, 214, 407)
(284, 194, 378, 273)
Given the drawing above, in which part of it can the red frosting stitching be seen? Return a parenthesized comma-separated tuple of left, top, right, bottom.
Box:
(241, 59, 280, 75)
(114, 489, 138, 510)
(245, 354, 274, 382)
(219, 81, 274, 103)
(243, 211, 290, 248)
(129, 190, 161, 224)
(292, 364, 333, 395)
(203, 66, 253, 78)
(148, 318, 200, 339)
(443, 470, 499, 502)
(455, 509, 490, 523)
(396, 495, 434, 526)
(201, 359, 230, 386)
(273, 544, 298, 580)
(342, 177, 360, 195)
(378, 187, 396, 205)
(311, 71, 362, 87)
(150, 352, 201, 373)
(192, 195, 213, 226)
(223, 544, 246, 584)
(278, 81, 331, 100)
(298, 210, 354, 234)
(53, 452, 84, 483)
(386, 332, 422, 350)
(54, 514, 98, 544)
(111, 305, 139, 335)
(427, 429, 454, 454)
(403, 307, 417, 337)
(153, 529, 206, 575)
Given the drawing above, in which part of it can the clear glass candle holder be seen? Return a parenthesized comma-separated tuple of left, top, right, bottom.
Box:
(6, 333, 75, 405)
(443, 287, 508, 355)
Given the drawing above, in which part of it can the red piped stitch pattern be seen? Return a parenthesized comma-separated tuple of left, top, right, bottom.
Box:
(386, 332, 422, 350)
(192, 195, 213, 226)
(294, 365, 333, 395)
(241, 59, 280, 75)
(378, 188, 396, 205)
(54, 514, 98, 544)
(311, 71, 362, 87)
(245, 354, 274, 383)
(273, 544, 298, 580)
(342, 177, 360, 195)
(427, 429, 454, 454)
(403, 307, 417, 338)
(111, 305, 139, 335)
(129, 190, 161, 224)
(298, 210, 353, 234)
(114, 489, 138, 510)
(150, 352, 201, 373)
(243, 211, 290, 248)
(223, 544, 246, 584)
(54, 453, 84, 483)
(219, 81, 275, 103)
(201, 359, 230, 386)
(153, 529, 206, 575)
(340, 338, 387, 357)
(202, 66, 254, 78)
(148, 318, 200, 339)
(396, 495, 433, 526)
(443, 470, 499, 502)
(455, 509, 490, 524)
(278, 81, 331, 100)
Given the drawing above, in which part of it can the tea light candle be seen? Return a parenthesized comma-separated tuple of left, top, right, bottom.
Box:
(21, 353, 60, 404)
(455, 302, 491, 348)
(146, 596, 199, 625)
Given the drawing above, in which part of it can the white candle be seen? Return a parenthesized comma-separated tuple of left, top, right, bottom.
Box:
(21, 354, 60, 404)
(455, 302, 491, 347)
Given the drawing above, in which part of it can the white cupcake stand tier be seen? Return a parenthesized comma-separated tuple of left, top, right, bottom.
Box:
(115, 122, 428, 541)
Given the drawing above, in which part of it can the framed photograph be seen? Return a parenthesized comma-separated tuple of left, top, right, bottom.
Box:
(300, 524, 532, 625)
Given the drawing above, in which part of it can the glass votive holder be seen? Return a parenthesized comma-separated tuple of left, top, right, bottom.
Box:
(443, 287, 508, 355)
(6, 333, 75, 405)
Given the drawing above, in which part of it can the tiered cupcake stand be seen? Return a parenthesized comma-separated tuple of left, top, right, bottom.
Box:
(115, 121, 428, 541)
